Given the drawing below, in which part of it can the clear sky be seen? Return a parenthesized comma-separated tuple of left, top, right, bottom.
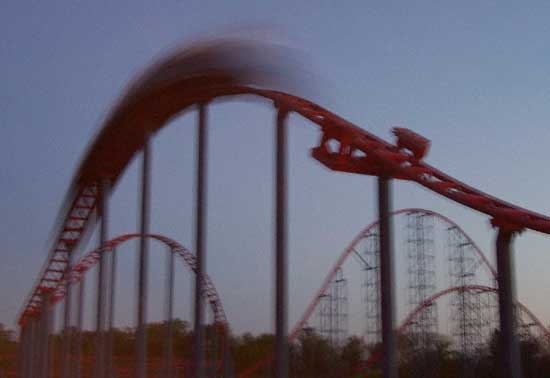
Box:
(2, 1, 550, 336)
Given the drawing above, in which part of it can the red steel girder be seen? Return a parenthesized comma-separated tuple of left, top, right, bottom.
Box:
(41, 233, 228, 328)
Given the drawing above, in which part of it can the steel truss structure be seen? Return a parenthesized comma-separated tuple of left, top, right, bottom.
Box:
(405, 211, 438, 377)
(317, 268, 348, 347)
(19, 233, 230, 378)
(447, 225, 498, 377)
(239, 208, 540, 378)
(355, 284, 550, 373)
(361, 231, 381, 347)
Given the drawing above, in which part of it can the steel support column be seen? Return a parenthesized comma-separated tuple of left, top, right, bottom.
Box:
(48, 308, 55, 378)
(16, 326, 22, 378)
(36, 314, 43, 378)
(61, 251, 74, 378)
(193, 103, 208, 378)
(107, 247, 117, 378)
(25, 323, 32, 378)
(39, 292, 52, 378)
(26, 324, 33, 378)
(222, 329, 233, 378)
(36, 318, 42, 378)
(96, 178, 110, 378)
(18, 325, 29, 378)
(17, 326, 22, 378)
(275, 107, 289, 378)
(75, 277, 85, 378)
(496, 227, 522, 378)
(137, 133, 151, 378)
(165, 246, 175, 378)
(378, 176, 397, 378)
(30, 320, 37, 378)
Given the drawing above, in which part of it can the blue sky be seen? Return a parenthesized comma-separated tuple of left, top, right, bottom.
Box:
(2, 1, 550, 335)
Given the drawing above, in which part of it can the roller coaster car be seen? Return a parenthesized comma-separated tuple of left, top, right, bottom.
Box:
(392, 127, 430, 160)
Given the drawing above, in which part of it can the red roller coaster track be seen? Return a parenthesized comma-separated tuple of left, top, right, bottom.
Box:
(237, 208, 499, 378)
(354, 284, 550, 374)
(289, 208, 497, 342)
(27, 233, 227, 326)
(19, 40, 550, 327)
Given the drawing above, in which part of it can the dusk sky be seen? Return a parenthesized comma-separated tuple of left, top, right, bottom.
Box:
(2, 1, 550, 336)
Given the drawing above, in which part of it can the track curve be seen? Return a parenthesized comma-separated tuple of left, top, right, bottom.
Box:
(355, 284, 550, 374)
(237, 208, 496, 378)
(20, 40, 550, 324)
(290, 208, 496, 342)
(22, 233, 227, 327)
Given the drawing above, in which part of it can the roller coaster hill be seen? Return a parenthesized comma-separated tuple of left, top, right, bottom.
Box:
(10, 37, 550, 378)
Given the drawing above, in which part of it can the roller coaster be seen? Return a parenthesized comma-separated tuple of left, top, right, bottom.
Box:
(15, 38, 550, 378)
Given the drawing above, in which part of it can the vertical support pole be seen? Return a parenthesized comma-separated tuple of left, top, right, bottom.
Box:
(29, 320, 37, 378)
(75, 277, 85, 378)
(495, 227, 522, 378)
(107, 247, 117, 378)
(25, 323, 33, 378)
(222, 330, 233, 378)
(48, 302, 55, 378)
(16, 326, 25, 378)
(62, 252, 74, 378)
(274, 107, 289, 378)
(17, 326, 22, 378)
(27, 323, 33, 378)
(40, 296, 47, 378)
(137, 132, 151, 378)
(36, 317, 42, 378)
(27, 323, 34, 378)
(16, 326, 21, 378)
(378, 176, 397, 378)
(36, 314, 43, 378)
(96, 178, 110, 378)
(165, 246, 175, 378)
(193, 103, 208, 378)
(40, 292, 52, 378)
(209, 309, 218, 378)
(18, 325, 27, 378)
(35, 318, 42, 378)
(28, 322, 35, 378)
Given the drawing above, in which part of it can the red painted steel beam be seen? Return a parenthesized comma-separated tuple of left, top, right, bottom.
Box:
(42, 233, 227, 327)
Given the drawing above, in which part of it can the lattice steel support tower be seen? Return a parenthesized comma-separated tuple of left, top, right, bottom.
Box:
(447, 226, 498, 377)
(317, 268, 348, 347)
(406, 211, 438, 377)
(448, 226, 483, 377)
(361, 231, 381, 348)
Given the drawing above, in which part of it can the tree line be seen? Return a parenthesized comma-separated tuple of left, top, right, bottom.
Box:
(1, 320, 550, 377)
